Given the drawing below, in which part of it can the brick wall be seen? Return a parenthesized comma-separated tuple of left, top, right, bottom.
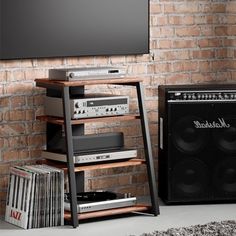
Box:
(0, 0, 235, 216)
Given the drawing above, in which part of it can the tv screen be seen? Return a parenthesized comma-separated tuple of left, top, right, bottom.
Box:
(0, 0, 149, 60)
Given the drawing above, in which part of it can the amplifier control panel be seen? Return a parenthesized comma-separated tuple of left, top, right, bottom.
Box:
(168, 90, 236, 102)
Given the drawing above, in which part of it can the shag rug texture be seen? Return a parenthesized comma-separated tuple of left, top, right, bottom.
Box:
(138, 220, 236, 236)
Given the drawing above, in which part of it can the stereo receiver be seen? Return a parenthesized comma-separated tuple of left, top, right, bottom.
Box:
(45, 94, 129, 119)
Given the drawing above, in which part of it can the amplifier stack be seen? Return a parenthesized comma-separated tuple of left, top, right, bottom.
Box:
(158, 84, 236, 204)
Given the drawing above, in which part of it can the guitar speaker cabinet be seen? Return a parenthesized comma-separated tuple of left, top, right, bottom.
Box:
(158, 84, 236, 204)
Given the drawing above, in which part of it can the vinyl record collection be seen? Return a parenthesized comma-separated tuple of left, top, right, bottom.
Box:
(5, 165, 64, 229)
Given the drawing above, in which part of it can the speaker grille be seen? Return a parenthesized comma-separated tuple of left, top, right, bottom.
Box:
(172, 116, 209, 154)
(213, 157, 236, 196)
(213, 118, 236, 153)
(171, 159, 209, 200)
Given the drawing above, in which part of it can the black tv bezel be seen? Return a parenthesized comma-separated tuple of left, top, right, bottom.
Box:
(0, 0, 150, 61)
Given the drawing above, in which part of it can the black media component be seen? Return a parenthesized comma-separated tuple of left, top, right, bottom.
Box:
(65, 191, 117, 202)
(47, 132, 124, 153)
(0, 0, 149, 60)
(158, 84, 236, 204)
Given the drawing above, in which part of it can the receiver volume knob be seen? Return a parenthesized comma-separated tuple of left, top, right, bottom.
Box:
(69, 72, 75, 79)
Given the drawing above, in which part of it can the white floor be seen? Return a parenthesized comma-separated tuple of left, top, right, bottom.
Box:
(1, 201, 236, 236)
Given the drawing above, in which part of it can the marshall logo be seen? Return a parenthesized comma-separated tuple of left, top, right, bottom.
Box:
(10, 210, 22, 221)
(194, 118, 230, 129)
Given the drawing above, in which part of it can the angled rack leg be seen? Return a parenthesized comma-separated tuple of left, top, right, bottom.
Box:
(135, 82, 160, 216)
(62, 86, 79, 228)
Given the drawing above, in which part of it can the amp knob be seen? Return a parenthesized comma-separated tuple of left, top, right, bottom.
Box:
(75, 102, 80, 108)
(69, 73, 75, 79)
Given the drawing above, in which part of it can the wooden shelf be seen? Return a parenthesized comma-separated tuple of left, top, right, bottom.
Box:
(64, 205, 151, 221)
(38, 158, 145, 172)
(36, 114, 140, 125)
(35, 77, 143, 88)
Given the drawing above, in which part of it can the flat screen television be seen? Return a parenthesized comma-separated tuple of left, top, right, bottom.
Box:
(0, 0, 149, 60)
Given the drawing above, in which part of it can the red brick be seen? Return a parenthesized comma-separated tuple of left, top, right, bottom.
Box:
(132, 173, 148, 184)
(24, 69, 47, 80)
(10, 96, 26, 108)
(5, 82, 34, 95)
(159, 40, 172, 49)
(224, 39, 236, 47)
(94, 56, 109, 65)
(36, 58, 64, 67)
(145, 99, 158, 111)
(159, 50, 190, 61)
(194, 15, 214, 25)
(176, 26, 201, 37)
(215, 26, 228, 36)
(2, 60, 21, 68)
(6, 70, 25, 82)
(227, 16, 236, 24)
(226, 2, 236, 13)
(228, 26, 236, 36)
(216, 72, 231, 81)
(110, 56, 126, 64)
(212, 60, 230, 71)
(0, 96, 10, 108)
(175, 3, 198, 13)
(216, 49, 228, 59)
(0, 191, 7, 201)
(0, 201, 6, 216)
(172, 61, 198, 72)
(199, 61, 212, 72)
(160, 27, 174, 37)
(173, 40, 197, 49)
(145, 88, 158, 98)
(169, 16, 194, 25)
(128, 64, 147, 75)
(7, 110, 26, 121)
(164, 4, 175, 13)
(200, 26, 215, 37)
(6, 136, 28, 148)
(150, 63, 172, 73)
(151, 16, 168, 26)
(0, 164, 10, 175)
(166, 73, 191, 84)
(198, 39, 222, 48)
(151, 27, 161, 38)
(211, 4, 226, 13)
(150, 3, 161, 14)
(2, 150, 19, 162)
(0, 124, 26, 136)
(0, 71, 7, 82)
(192, 50, 215, 59)
(191, 73, 215, 83)
(27, 134, 44, 147)
(0, 175, 10, 190)
(18, 150, 30, 160)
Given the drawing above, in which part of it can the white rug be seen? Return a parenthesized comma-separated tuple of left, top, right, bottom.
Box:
(136, 220, 236, 236)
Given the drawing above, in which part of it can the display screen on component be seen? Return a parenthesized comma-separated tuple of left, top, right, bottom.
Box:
(87, 99, 128, 107)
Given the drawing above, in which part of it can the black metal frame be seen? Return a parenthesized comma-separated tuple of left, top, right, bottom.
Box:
(36, 80, 160, 228)
(62, 86, 79, 227)
(135, 82, 159, 215)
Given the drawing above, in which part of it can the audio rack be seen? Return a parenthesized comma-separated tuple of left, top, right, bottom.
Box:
(35, 77, 159, 228)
